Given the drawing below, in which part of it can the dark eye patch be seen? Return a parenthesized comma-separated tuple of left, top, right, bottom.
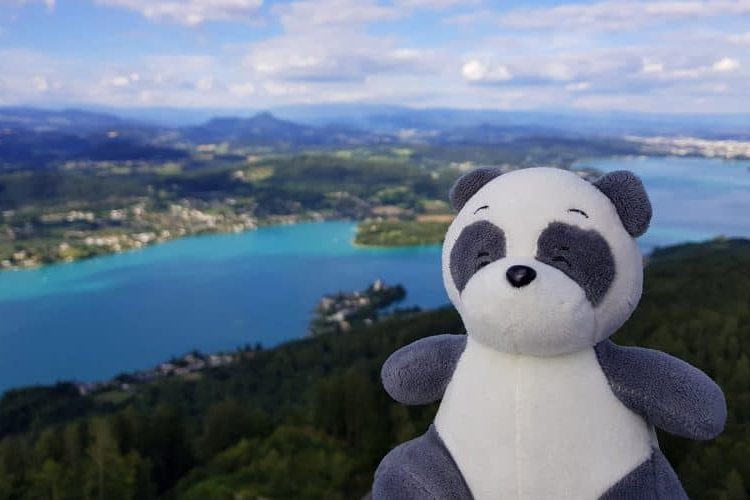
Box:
(450, 220, 506, 293)
(536, 222, 615, 306)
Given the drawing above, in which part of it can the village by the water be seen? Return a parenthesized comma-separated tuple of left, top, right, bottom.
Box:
(74, 279, 407, 396)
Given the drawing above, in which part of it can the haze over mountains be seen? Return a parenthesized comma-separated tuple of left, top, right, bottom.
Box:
(1, 106, 749, 169)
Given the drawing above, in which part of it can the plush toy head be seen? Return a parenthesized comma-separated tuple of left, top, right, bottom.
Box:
(442, 167, 651, 356)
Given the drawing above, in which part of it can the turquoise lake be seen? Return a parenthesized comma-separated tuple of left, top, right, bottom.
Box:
(1, 156, 749, 393)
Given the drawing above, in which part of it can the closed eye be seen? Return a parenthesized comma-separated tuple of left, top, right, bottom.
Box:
(474, 205, 489, 214)
(476, 251, 492, 269)
(552, 255, 571, 267)
(568, 208, 589, 218)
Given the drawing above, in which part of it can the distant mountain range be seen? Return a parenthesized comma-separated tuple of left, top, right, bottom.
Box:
(7, 104, 750, 137)
(0, 108, 392, 168)
(1, 105, 748, 169)
(183, 112, 385, 147)
(0, 107, 129, 132)
(272, 104, 750, 140)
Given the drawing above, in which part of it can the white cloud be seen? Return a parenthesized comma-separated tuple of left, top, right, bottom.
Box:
(541, 62, 575, 81)
(244, 31, 432, 83)
(274, 0, 476, 29)
(2, 0, 749, 112)
(32, 75, 50, 92)
(461, 51, 628, 86)
(243, 0, 443, 85)
(109, 75, 131, 87)
(712, 57, 740, 72)
(461, 60, 511, 83)
(93, 0, 263, 26)
(395, 0, 476, 8)
(638, 57, 742, 81)
(498, 0, 750, 32)
(641, 61, 665, 74)
(195, 76, 214, 91)
(229, 82, 255, 96)
(728, 31, 750, 44)
(263, 81, 308, 97)
(105, 72, 140, 87)
(238, 0, 452, 105)
(566, 81, 591, 92)
(274, 0, 399, 29)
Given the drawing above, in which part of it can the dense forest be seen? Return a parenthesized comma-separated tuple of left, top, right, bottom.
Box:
(0, 238, 748, 499)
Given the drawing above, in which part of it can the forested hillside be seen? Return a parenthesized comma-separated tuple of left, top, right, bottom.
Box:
(0, 238, 748, 499)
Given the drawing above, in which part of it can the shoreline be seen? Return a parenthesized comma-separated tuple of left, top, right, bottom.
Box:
(0, 213, 337, 274)
(0, 235, 744, 397)
(0, 216, 448, 274)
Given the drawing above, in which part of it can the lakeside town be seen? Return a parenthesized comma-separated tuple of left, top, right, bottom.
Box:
(74, 349, 244, 397)
(72, 280, 410, 397)
(0, 158, 608, 272)
(309, 279, 409, 336)
(626, 136, 750, 159)
(1, 199, 259, 270)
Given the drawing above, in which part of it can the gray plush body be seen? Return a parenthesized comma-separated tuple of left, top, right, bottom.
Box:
(373, 167, 726, 499)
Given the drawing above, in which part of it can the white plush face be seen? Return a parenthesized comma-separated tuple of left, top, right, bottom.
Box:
(442, 167, 645, 356)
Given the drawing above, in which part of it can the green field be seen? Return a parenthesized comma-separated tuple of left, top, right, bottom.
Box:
(355, 219, 451, 247)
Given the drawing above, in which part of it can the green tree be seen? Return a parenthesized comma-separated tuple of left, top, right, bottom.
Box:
(198, 400, 270, 460)
(85, 418, 136, 500)
(0, 462, 14, 500)
(29, 459, 65, 500)
(720, 469, 748, 500)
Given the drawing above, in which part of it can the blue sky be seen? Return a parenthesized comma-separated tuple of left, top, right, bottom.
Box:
(0, 0, 748, 112)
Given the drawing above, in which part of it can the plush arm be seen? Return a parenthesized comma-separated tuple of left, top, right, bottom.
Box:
(381, 334, 467, 405)
(595, 340, 726, 440)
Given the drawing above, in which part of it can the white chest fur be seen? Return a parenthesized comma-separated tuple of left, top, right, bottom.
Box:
(435, 338, 654, 500)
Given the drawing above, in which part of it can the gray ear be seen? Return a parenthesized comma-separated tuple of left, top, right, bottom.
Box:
(594, 170, 652, 237)
(449, 167, 503, 211)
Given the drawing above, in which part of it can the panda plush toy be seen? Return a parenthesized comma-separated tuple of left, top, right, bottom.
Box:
(373, 167, 726, 500)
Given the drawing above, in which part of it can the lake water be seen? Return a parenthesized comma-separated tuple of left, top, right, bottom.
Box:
(574, 156, 750, 250)
(1, 156, 749, 393)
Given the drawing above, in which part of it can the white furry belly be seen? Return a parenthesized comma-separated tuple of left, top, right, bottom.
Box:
(435, 338, 653, 500)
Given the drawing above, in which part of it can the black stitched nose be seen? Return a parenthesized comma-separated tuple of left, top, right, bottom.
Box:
(506, 265, 536, 288)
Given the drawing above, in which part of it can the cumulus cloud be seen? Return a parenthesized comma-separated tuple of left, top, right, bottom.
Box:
(93, 0, 263, 26)
(0, 49, 77, 105)
(638, 57, 742, 80)
(713, 57, 740, 72)
(2, 0, 749, 112)
(243, 0, 444, 87)
(462, 60, 511, 83)
(461, 51, 634, 87)
(244, 31, 431, 83)
(104, 72, 141, 88)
